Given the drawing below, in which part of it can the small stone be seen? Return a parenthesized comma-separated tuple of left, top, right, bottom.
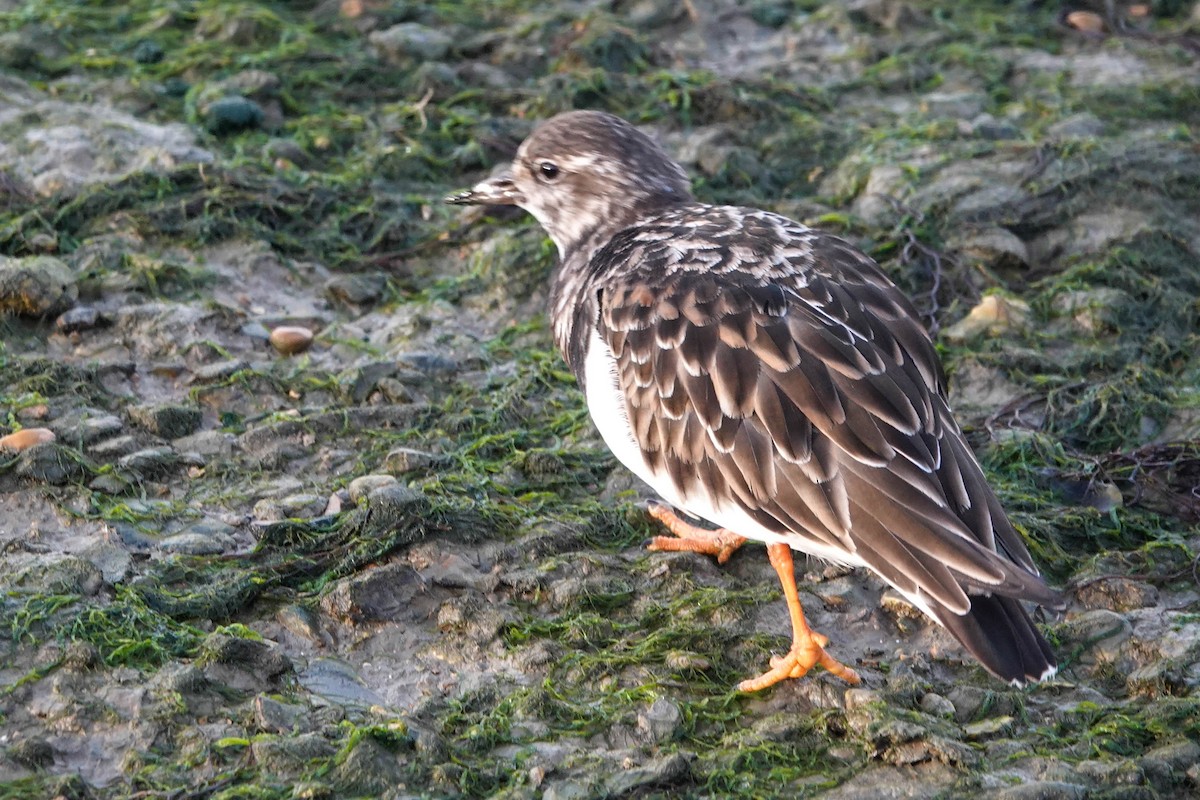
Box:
(192, 359, 250, 382)
(994, 781, 1089, 800)
(0, 427, 55, 452)
(963, 715, 1013, 740)
(88, 435, 141, 458)
(967, 113, 1021, 140)
(131, 39, 164, 64)
(845, 687, 882, 711)
(1075, 577, 1159, 612)
(347, 473, 397, 503)
(62, 641, 101, 671)
(159, 530, 234, 555)
(325, 273, 387, 307)
(78, 415, 124, 444)
(204, 96, 265, 135)
(1048, 113, 1105, 139)
(55, 305, 106, 333)
(0, 255, 77, 316)
(369, 22, 453, 62)
(951, 227, 1029, 273)
(15, 442, 88, 484)
(1065, 10, 1105, 34)
(384, 447, 449, 474)
(8, 737, 54, 768)
(1060, 609, 1133, 667)
(253, 493, 327, 522)
(254, 695, 312, 734)
(637, 698, 682, 744)
(251, 733, 335, 778)
(203, 632, 291, 678)
(117, 446, 178, 477)
(128, 403, 204, 439)
(880, 589, 923, 625)
(942, 294, 1031, 343)
(269, 325, 314, 355)
(919, 692, 955, 718)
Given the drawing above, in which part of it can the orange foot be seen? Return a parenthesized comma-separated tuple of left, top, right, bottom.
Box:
(645, 503, 860, 691)
(739, 543, 861, 690)
(644, 501, 747, 564)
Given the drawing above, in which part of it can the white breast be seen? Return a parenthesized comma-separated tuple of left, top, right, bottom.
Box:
(581, 328, 867, 568)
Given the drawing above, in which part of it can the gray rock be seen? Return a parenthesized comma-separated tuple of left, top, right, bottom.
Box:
(81, 541, 133, 584)
(1138, 740, 1200, 789)
(117, 446, 178, 477)
(1048, 113, 1106, 138)
(191, 359, 250, 382)
(15, 442, 88, 485)
(989, 782, 1089, 800)
(637, 698, 683, 744)
(603, 752, 692, 796)
(369, 22, 453, 62)
(158, 530, 235, 555)
(7, 737, 54, 768)
(1060, 609, 1133, 667)
(325, 272, 387, 307)
(298, 658, 387, 708)
(0, 255, 76, 316)
(384, 447, 450, 474)
(55, 305, 106, 333)
(320, 561, 424, 623)
(254, 695, 313, 735)
(253, 493, 328, 522)
(968, 113, 1021, 140)
(172, 430, 235, 458)
(0, 80, 212, 196)
(202, 632, 291, 678)
(128, 403, 204, 439)
(919, 692, 955, 718)
(250, 733, 336, 778)
(347, 473, 397, 503)
(89, 434, 142, 458)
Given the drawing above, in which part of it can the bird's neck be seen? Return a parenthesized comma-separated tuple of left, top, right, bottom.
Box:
(548, 226, 611, 370)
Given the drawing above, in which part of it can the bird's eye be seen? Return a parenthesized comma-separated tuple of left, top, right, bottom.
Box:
(538, 161, 560, 181)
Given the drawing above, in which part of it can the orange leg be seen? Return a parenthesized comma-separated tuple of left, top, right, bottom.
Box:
(738, 543, 861, 691)
(644, 501, 747, 564)
(645, 504, 860, 690)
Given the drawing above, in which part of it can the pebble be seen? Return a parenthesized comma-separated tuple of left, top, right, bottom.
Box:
(128, 403, 204, 440)
(55, 305, 105, 333)
(347, 473, 397, 503)
(368, 22, 453, 62)
(116, 446, 179, 477)
(324, 273, 387, 307)
(0, 427, 55, 452)
(158, 531, 234, 555)
(269, 325, 314, 355)
(942, 294, 1031, 343)
(253, 493, 327, 522)
(384, 446, 449, 474)
(0, 255, 77, 316)
(1065, 10, 1105, 34)
(203, 95, 265, 135)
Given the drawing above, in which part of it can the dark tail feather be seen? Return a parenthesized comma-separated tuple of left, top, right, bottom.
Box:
(932, 594, 1057, 686)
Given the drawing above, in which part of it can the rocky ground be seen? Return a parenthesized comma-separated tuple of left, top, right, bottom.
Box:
(1, 1, 1199, 798)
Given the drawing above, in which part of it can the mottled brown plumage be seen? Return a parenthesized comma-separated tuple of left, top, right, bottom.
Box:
(448, 110, 1058, 687)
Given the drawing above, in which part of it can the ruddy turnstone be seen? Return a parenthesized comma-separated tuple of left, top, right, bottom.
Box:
(448, 110, 1058, 690)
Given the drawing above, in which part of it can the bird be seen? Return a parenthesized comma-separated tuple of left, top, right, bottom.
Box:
(447, 110, 1059, 691)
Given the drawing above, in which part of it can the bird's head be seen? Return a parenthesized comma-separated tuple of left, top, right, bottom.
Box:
(446, 110, 693, 256)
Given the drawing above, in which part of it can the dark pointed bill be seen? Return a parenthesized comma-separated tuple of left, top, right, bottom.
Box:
(444, 171, 522, 206)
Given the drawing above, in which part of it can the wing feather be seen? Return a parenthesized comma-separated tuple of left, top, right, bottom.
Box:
(592, 210, 1050, 615)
